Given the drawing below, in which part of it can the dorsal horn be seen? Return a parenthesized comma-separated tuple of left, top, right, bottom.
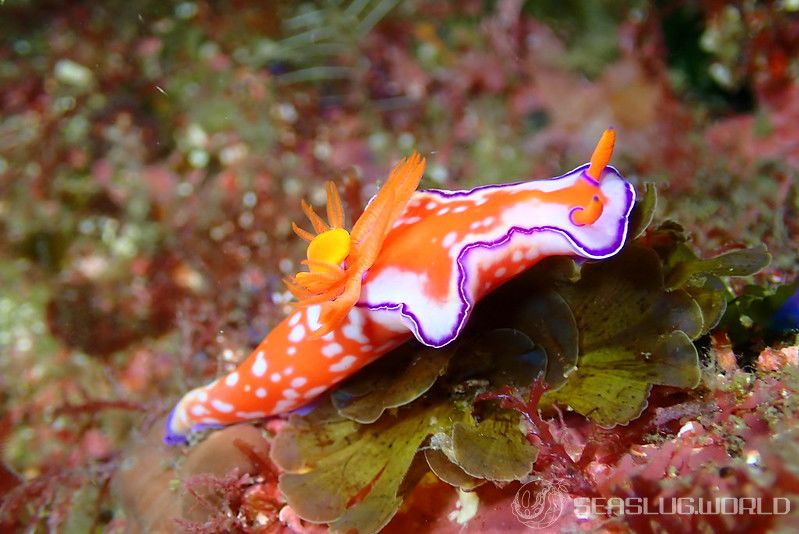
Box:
(586, 128, 616, 182)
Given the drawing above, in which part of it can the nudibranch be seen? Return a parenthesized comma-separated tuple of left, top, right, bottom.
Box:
(165, 129, 635, 444)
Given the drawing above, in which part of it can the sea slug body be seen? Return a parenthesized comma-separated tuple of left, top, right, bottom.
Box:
(165, 129, 635, 444)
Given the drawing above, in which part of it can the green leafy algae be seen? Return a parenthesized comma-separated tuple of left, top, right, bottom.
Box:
(269, 186, 771, 533)
(272, 399, 463, 533)
(542, 245, 704, 426)
(443, 409, 537, 482)
(627, 182, 657, 240)
(331, 342, 454, 424)
(423, 449, 484, 491)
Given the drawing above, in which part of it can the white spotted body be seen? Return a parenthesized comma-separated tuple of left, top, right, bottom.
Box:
(165, 131, 635, 444)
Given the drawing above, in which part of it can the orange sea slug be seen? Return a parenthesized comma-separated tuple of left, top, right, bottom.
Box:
(165, 129, 634, 444)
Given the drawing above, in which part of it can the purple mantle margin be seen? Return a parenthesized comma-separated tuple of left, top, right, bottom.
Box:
(358, 163, 636, 348)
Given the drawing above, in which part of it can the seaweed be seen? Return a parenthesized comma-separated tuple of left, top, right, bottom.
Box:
(331, 343, 453, 424)
(267, 187, 771, 532)
(541, 244, 704, 427)
(273, 399, 456, 533)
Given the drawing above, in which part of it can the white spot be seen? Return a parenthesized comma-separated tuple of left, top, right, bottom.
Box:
(211, 399, 234, 413)
(289, 324, 306, 342)
(525, 250, 538, 260)
(342, 311, 369, 344)
(495, 267, 507, 277)
(306, 305, 321, 331)
(191, 405, 209, 416)
(283, 366, 294, 376)
(321, 332, 335, 341)
(287, 346, 297, 355)
(291, 377, 307, 388)
(360, 344, 373, 353)
(482, 216, 495, 227)
(404, 216, 421, 225)
(283, 389, 300, 399)
(470, 221, 481, 230)
(453, 205, 468, 213)
(244, 385, 251, 392)
(252, 352, 268, 377)
(437, 207, 450, 215)
(225, 372, 239, 387)
(442, 231, 458, 248)
(235, 411, 266, 418)
(288, 312, 301, 326)
(475, 197, 488, 206)
(270, 373, 282, 383)
(201, 417, 221, 425)
(198, 392, 208, 402)
(304, 385, 327, 398)
(426, 202, 437, 209)
(330, 355, 358, 372)
(256, 388, 267, 398)
(512, 250, 523, 262)
(322, 342, 343, 358)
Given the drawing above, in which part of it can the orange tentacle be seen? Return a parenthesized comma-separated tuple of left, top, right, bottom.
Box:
(325, 181, 344, 229)
(294, 272, 347, 293)
(283, 277, 314, 299)
(351, 191, 397, 271)
(284, 274, 347, 303)
(586, 128, 616, 181)
(351, 153, 425, 242)
(301, 199, 330, 233)
(294, 286, 347, 306)
(292, 222, 316, 242)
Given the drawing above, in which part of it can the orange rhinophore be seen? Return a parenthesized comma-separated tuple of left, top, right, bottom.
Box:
(586, 127, 616, 181)
(165, 129, 634, 444)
